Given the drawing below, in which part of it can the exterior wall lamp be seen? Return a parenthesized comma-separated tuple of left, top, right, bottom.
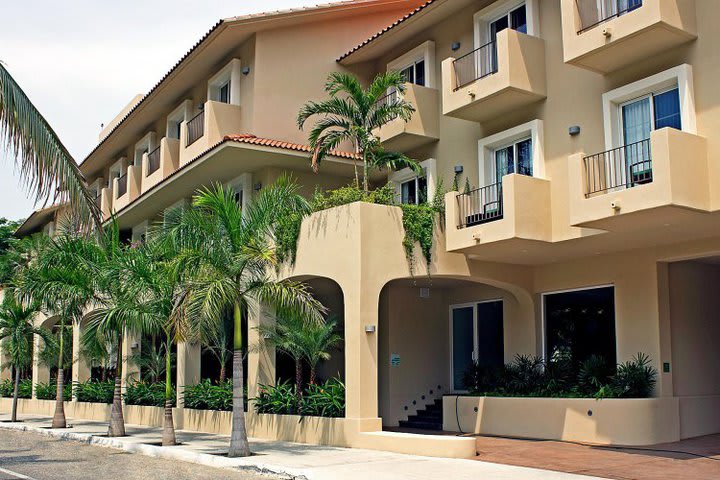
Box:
(364, 325, 376, 333)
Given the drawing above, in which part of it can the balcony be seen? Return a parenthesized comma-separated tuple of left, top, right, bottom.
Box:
(373, 84, 439, 152)
(444, 174, 552, 255)
(141, 137, 180, 193)
(568, 128, 708, 230)
(179, 100, 242, 166)
(441, 29, 546, 123)
(561, 0, 697, 74)
(113, 165, 141, 212)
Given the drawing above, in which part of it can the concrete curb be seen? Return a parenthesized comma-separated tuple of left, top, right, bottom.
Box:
(0, 422, 308, 480)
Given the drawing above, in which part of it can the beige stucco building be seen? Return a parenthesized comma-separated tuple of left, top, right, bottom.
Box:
(6, 0, 720, 458)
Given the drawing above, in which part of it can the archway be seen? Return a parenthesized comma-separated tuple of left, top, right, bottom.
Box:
(377, 276, 536, 430)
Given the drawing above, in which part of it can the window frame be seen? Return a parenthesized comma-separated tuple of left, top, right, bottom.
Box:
(474, 0, 540, 50)
(478, 120, 544, 188)
(602, 64, 696, 150)
(207, 58, 242, 106)
(386, 41, 436, 89)
(390, 158, 436, 205)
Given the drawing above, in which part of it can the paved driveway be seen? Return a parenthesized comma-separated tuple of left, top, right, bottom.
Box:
(474, 434, 720, 480)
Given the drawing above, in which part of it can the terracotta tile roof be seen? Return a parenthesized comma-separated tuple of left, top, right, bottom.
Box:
(337, 0, 437, 62)
(224, 134, 359, 159)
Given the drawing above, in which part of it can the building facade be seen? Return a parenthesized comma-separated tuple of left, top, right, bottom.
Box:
(5, 0, 720, 458)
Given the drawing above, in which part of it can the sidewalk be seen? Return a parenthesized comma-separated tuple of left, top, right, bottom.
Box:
(0, 413, 605, 480)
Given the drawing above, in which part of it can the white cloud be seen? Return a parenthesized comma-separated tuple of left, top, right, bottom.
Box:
(0, 0, 322, 220)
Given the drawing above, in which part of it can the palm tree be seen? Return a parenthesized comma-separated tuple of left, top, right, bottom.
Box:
(203, 313, 232, 382)
(87, 238, 185, 446)
(258, 313, 308, 401)
(16, 234, 98, 428)
(162, 176, 325, 457)
(130, 340, 172, 384)
(0, 63, 99, 226)
(300, 318, 342, 386)
(0, 291, 50, 422)
(297, 71, 420, 192)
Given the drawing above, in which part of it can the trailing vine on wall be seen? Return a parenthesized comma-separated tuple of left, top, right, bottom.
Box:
(275, 180, 446, 276)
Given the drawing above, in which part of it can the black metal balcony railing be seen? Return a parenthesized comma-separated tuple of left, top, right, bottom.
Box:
(456, 182, 503, 228)
(453, 41, 498, 91)
(186, 110, 205, 146)
(576, 0, 643, 34)
(376, 89, 399, 109)
(117, 173, 128, 198)
(146, 146, 161, 176)
(582, 138, 652, 197)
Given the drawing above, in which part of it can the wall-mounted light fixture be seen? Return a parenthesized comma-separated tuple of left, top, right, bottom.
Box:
(198, 103, 205, 111)
(242, 66, 251, 75)
(364, 325, 376, 333)
(454, 165, 464, 175)
(253, 182, 262, 191)
(451, 42, 461, 52)
(568, 125, 581, 136)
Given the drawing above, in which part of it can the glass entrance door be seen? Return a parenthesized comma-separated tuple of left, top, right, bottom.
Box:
(450, 301, 504, 392)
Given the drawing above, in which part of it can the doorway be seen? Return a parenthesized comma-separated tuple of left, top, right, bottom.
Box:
(450, 300, 504, 392)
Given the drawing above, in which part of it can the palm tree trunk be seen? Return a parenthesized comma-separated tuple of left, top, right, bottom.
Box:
(228, 301, 250, 458)
(362, 149, 369, 193)
(219, 361, 226, 383)
(11, 367, 20, 422)
(294, 358, 303, 406)
(162, 336, 176, 446)
(309, 364, 317, 386)
(52, 320, 67, 429)
(108, 332, 125, 437)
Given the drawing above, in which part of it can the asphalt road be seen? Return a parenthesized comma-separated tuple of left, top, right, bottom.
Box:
(0, 429, 271, 480)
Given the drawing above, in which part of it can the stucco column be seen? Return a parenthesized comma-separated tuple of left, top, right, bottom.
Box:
(31, 333, 49, 398)
(176, 342, 201, 407)
(344, 284, 380, 421)
(247, 301, 276, 400)
(0, 338, 11, 381)
(71, 320, 91, 398)
(121, 328, 140, 392)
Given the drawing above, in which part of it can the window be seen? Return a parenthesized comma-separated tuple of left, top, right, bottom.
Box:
(543, 286, 616, 369)
(391, 159, 435, 206)
(493, 138, 532, 182)
(602, 64, 695, 151)
(386, 41, 436, 89)
(400, 174, 428, 205)
(478, 119, 544, 188)
(620, 87, 680, 146)
(219, 81, 231, 104)
(398, 60, 426, 87)
(489, 4, 527, 42)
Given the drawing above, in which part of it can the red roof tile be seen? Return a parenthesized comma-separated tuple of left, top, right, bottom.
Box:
(224, 134, 359, 159)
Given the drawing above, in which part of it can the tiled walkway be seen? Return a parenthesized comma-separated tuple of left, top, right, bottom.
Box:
(473, 434, 720, 480)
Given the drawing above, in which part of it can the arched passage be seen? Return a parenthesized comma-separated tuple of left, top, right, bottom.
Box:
(274, 276, 345, 391)
(377, 276, 536, 430)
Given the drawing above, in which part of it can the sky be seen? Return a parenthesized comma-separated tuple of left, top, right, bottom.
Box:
(0, 0, 322, 221)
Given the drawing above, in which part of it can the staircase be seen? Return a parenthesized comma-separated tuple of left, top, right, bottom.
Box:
(398, 398, 443, 431)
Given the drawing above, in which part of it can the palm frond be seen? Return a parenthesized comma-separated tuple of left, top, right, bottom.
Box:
(0, 63, 100, 228)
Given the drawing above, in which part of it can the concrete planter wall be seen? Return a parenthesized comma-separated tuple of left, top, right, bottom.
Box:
(443, 395, 682, 445)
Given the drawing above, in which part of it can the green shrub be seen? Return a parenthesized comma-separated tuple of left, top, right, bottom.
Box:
(74, 380, 114, 404)
(0, 378, 31, 399)
(254, 378, 345, 418)
(124, 381, 173, 407)
(301, 378, 345, 418)
(34, 381, 72, 400)
(611, 353, 657, 398)
(183, 379, 232, 411)
(254, 380, 299, 415)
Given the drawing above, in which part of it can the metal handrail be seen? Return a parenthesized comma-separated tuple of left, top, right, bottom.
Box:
(456, 182, 503, 228)
(376, 89, 399, 109)
(582, 138, 652, 197)
(186, 110, 205, 146)
(146, 146, 161, 176)
(116, 173, 128, 198)
(453, 40, 498, 91)
(576, 0, 643, 34)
